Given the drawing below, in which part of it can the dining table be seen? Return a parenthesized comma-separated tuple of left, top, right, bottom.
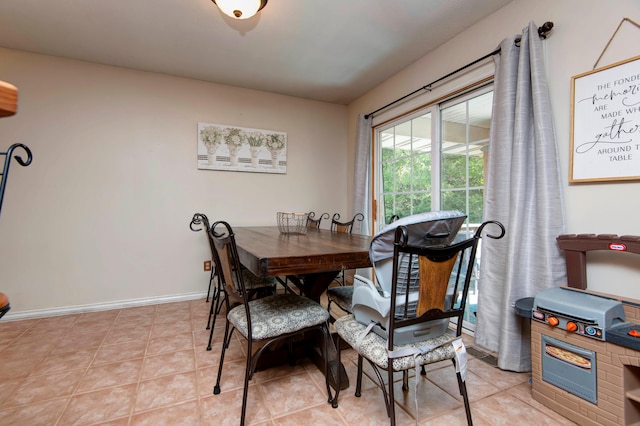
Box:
(233, 226, 372, 301)
(233, 226, 373, 390)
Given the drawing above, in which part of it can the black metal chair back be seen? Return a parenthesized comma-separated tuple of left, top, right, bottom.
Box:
(330, 212, 364, 234)
(189, 213, 216, 302)
(389, 221, 503, 341)
(306, 211, 329, 229)
(329, 212, 365, 287)
(209, 221, 249, 309)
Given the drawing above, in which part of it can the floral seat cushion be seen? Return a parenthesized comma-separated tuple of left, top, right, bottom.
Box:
(228, 293, 329, 341)
(327, 286, 354, 313)
(241, 267, 276, 291)
(334, 314, 456, 371)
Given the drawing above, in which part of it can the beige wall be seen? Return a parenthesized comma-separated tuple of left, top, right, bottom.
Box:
(0, 48, 348, 316)
(4, 0, 640, 316)
(347, 0, 640, 298)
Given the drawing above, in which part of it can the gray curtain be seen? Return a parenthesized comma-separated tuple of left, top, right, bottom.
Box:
(474, 22, 567, 372)
(352, 114, 372, 234)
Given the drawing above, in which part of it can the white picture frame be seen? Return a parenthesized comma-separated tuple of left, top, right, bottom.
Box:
(570, 55, 640, 182)
(197, 122, 287, 174)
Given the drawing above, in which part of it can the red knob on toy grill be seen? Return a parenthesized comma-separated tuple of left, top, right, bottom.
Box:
(566, 321, 577, 332)
(547, 317, 559, 327)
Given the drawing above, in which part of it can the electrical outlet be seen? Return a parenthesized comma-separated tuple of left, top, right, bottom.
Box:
(204, 260, 211, 271)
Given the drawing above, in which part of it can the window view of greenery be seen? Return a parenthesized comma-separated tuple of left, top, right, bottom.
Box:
(440, 92, 492, 227)
(380, 113, 432, 225)
(379, 91, 492, 228)
(377, 89, 493, 329)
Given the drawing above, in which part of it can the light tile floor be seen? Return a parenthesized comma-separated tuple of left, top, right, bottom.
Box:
(0, 298, 577, 425)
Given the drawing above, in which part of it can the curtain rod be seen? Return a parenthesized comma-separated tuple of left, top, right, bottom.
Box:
(364, 21, 554, 119)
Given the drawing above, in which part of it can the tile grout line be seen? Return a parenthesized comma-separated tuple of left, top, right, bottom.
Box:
(54, 311, 115, 426)
(192, 299, 208, 425)
(124, 305, 157, 425)
(0, 299, 567, 425)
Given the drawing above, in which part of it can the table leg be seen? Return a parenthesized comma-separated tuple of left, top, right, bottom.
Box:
(287, 271, 339, 302)
(329, 335, 350, 391)
(308, 330, 349, 391)
(285, 272, 349, 390)
(254, 330, 349, 390)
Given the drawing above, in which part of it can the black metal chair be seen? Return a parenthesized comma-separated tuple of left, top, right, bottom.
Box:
(306, 211, 329, 229)
(329, 212, 364, 288)
(189, 213, 217, 303)
(330, 212, 364, 234)
(190, 213, 276, 351)
(210, 220, 334, 425)
(332, 220, 505, 425)
(326, 214, 419, 382)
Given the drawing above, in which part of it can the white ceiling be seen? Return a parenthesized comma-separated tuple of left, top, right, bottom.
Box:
(0, 0, 514, 105)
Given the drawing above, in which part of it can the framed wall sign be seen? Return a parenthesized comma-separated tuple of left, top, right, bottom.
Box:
(197, 122, 287, 174)
(570, 55, 640, 182)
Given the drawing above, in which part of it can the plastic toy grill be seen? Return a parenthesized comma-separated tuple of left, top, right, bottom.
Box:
(277, 212, 308, 235)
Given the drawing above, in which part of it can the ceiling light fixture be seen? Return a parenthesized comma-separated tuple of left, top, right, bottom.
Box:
(212, 0, 268, 20)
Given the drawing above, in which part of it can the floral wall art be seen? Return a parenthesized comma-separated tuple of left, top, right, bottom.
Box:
(197, 122, 287, 174)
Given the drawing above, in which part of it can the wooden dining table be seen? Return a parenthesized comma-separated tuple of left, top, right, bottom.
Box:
(233, 226, 372, 301)
(233, 226, 372, 390)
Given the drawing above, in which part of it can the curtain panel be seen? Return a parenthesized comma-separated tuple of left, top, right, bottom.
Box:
(353, 114, 372, 235)
(475, 22, 567, 372)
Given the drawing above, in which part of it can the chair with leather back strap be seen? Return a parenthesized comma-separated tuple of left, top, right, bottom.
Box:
(210, 220, 335, 426)
(190, 213, 276, 351)
(331, 219, 505, 425)
(190, 213, 226, 345)
(306, 211, 329, 229)
(329, 212, 364, 288)
(190, 213, 217, 303)
(330, 212, 364, 234)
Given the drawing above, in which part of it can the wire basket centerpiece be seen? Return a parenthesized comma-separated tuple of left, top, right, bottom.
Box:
(277, 212, 309, 235)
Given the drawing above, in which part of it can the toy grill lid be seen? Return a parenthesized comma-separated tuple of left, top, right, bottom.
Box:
(532, 287, 625, 330)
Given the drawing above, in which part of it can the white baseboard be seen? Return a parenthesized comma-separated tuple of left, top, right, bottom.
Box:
(2, 291, 208, 322)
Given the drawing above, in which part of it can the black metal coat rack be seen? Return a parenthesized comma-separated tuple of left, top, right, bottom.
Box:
(0, 81, 33, 318)
(0, 143, 33, 216)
